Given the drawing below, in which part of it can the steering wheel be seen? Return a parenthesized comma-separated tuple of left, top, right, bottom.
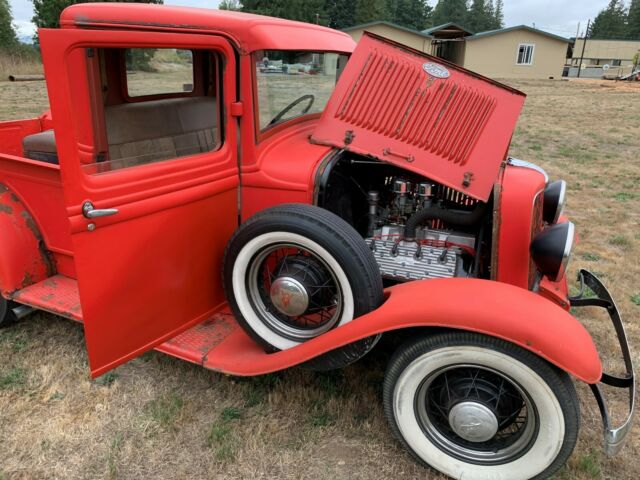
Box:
(268, 94, 315, 126)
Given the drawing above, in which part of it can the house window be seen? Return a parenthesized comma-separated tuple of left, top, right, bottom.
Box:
(612, 59, 622, 66)
(516, 44, 535, 65)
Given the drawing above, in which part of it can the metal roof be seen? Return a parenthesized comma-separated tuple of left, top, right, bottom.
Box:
(342, 20, 434, 39)
(467, 25, 571, 43)
(422, 22, 473, 36)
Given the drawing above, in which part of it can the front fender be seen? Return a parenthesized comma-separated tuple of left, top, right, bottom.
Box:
(204, 278, 602, 383)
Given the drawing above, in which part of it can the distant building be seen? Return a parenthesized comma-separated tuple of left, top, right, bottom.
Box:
(568, 39, 640, 78)
(343, 22, 570, 79)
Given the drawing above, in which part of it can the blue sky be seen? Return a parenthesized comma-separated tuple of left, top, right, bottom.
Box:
(8, 0, 606, 39)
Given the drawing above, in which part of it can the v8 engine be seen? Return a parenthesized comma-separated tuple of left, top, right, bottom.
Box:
(318, 155, 490, 283)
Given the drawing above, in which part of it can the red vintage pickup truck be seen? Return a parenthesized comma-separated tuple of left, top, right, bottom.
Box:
(0, 4, 634, 479)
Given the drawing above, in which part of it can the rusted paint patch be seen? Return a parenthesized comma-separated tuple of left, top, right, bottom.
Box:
(19, 210, 56, 277)
(0, 204, 13, 214)
(22, 271, 34, 288)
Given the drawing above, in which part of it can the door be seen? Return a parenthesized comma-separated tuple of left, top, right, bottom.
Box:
(40, 28, 240, 377)
(311, 32, 526, 202)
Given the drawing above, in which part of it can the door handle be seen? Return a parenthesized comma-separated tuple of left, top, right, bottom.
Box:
(82, 201, 119, 219)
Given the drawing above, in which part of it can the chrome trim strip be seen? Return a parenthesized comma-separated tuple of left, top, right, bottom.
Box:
(507, 157, 549, 183)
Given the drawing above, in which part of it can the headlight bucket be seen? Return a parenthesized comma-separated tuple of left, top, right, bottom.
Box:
(543, 180, 567, 224)
(530, 221, 575, 281)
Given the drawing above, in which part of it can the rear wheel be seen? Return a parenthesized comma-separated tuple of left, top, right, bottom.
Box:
(223, 203, 383, 354)
(0, 296, 17, 328)
(383, 332, 579, 480)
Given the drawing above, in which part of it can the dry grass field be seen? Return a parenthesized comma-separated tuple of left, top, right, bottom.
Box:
(0, 77, 639, 480)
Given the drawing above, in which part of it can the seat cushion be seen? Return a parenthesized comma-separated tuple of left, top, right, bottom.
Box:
(105, 97, 218, 166)
(22, 130, 59, 164)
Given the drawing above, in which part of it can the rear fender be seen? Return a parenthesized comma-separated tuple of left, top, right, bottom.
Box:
(210, 278, 602, 383)
(0, 184, 54, 296)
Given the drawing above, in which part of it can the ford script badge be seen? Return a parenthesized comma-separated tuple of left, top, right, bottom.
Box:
(422, 62, 450, 79)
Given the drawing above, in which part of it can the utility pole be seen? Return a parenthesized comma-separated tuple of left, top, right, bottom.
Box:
(577, 19, 590, 78)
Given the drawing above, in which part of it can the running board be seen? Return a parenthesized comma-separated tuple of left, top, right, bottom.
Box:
(12, 275, 83, 322)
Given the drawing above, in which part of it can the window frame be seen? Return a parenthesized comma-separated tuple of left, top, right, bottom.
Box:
(251, 49, 349, 143)
(61, 37, 235, 195)
(516, 44, 535, 66)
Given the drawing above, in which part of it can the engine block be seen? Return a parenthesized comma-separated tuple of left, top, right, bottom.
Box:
(366, 226, 475, 282)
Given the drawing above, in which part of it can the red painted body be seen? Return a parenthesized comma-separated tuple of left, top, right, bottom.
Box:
(0, 4, 602, 385)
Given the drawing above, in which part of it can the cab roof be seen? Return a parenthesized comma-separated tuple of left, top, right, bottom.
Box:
(60, 3, 355, 54)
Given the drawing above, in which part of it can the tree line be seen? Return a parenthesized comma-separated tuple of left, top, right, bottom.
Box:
(589, 0, 640, 40)
(223, 0, 505, 32)
(0, 0, 509, 49)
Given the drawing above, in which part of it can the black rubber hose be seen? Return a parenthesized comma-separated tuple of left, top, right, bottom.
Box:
(404, 201, 489, 240)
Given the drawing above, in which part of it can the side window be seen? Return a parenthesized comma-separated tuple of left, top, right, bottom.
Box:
(84, 47, 223, 175)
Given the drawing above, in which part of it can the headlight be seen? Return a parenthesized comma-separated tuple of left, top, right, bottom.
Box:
(543, 180, 567, 224)
(530, 221, 575, 281)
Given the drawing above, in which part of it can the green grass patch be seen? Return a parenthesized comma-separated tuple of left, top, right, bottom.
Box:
(94, 371, 118, 387)
(582, 252, 600, 261)
(631, 294, 640, 306)
(145, 392, 183, 428)
(107, 433, 123, 479)
(576, 451, 601, 478)
(613, 192, 636, 201)
(0, 367, 27, 390)
(610, 235, 630, 247)
(0, 330, 28, 352)
(207, 407, 243, 462)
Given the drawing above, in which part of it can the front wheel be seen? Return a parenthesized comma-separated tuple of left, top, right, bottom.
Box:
(383, 332, 579, 480)
(223, 203, 383, 353)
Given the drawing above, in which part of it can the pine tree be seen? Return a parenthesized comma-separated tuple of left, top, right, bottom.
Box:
(0, 0, 18, 48)
(494, 0, 504, 29)
(325, 0, 356, 29)
(466, 0, 492, 33)
(432, 0, 469, 27)
(388, 0, 433, 30)
(242, 0, 327, 24)
(628, 0, 640, 39)
(588, 0, 628, 39)
(354, 0, 390, 24)
(219, 0, 241, 10)
(32, 0, 163, 31)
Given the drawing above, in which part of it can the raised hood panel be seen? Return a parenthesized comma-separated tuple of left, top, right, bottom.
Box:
(311, 33, 526, 201)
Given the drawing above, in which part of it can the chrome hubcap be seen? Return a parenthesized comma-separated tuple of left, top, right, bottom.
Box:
(448, 402, 499, 442)
(270, 276, 309, 316)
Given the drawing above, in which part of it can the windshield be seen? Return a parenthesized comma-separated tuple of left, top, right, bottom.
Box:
(254, 50, 349, 131)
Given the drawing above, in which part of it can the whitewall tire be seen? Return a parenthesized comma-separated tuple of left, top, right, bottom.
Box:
(223, 204, 383, 355)
(383, 332, 579, 480)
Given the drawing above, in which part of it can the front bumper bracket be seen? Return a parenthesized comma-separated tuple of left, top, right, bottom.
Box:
(570, 269, 635, 456)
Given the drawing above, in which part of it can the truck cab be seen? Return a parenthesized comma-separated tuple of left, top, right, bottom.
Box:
(0, 5, 634, 480)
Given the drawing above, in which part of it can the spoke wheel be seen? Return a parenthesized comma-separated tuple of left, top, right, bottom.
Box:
(248, 243, 343, 341)
(224, 204, 383, 354)
(416, 365, 538, 465)
(383, 332, 580, 480)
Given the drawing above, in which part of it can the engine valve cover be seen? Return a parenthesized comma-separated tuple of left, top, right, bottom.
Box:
(367, 239, 460, 281)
